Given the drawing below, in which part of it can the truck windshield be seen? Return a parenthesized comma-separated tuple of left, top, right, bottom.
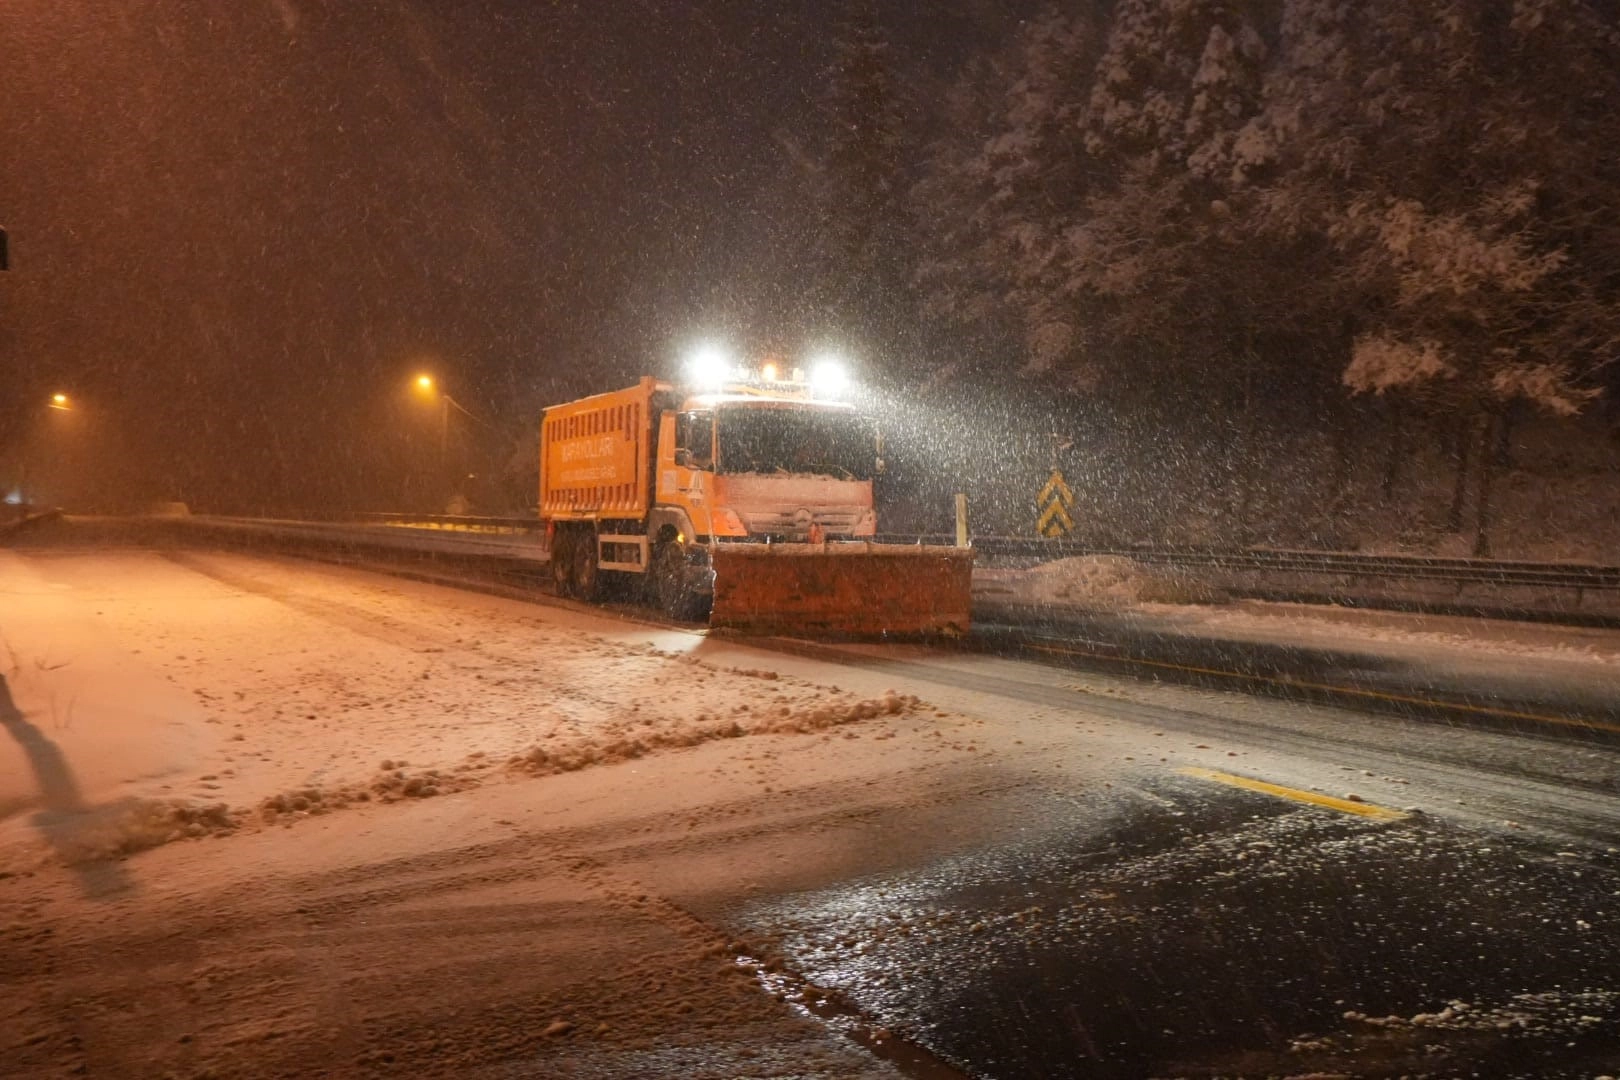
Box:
(715, 406, 874, 480)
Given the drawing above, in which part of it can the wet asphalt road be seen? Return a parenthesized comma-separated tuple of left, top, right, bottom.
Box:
(701, 629, 1620, 1079)
(731, 771, 1620, 1079)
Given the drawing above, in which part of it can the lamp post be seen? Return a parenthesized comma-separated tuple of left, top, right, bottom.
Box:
(411, 374, 483, 461)
(411, 374, 490, 511)
(25, 392, 79, 508)
(413, 374, 447, 454)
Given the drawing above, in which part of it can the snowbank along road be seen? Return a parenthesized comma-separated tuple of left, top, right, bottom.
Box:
(2, 546, 1618, 1078)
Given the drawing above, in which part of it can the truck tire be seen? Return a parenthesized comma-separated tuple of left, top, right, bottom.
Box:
(572, 526, 600, 602)
(650, 541, 703, 621)
(551, 527, 575, 597)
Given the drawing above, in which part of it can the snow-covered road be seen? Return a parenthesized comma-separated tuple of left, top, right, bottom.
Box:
(3, 549, 1618, 1077)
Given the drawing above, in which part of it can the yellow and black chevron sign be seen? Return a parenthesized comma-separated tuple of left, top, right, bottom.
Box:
(1036, 468, 1074, 537)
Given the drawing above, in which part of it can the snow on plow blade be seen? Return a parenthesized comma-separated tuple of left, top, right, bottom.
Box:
(708, 543, 974, 638)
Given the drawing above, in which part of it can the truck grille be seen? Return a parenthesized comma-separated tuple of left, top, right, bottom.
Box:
(742, 508, 867, 538)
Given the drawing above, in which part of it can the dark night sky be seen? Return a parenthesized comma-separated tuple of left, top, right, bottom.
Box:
(0, 0, 1025, 511)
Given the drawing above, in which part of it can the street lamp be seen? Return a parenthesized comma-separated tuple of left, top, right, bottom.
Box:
(411, 373, 483, 456)
(24, 392, 80, 508)
(409, 374, 492, 513)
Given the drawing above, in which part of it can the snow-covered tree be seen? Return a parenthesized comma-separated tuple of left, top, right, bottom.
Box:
(908, 50, 1019, 384)
(809, 5, 915, 368)
(1252, 0, 1620, 549)
(911, 7, 1106, 383)
(906, 0, 1620, 546)
(1249, 0, 1620, 418)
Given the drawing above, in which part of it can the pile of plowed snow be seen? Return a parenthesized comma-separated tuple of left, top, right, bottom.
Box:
(257, 759, 484, 824)
(982, 555, 1219, 609)
(36, 798, 242, 864)
(509, 690, 919, 776)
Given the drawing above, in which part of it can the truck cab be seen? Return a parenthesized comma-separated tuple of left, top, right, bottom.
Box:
(641, 387, 879, 617)
(653, 392, 879, 545)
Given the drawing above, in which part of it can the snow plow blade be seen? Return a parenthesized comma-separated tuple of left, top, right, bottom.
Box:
(708, 543, 974, 638)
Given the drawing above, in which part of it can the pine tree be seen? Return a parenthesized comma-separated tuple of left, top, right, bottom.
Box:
(1257, 0, 1620, 550)
(811, 4, 914, 370)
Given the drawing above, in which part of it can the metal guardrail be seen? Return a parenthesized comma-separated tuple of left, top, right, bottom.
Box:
(874, 535, 1620, 592)
(335, 517, 1619, 592)
(1129, 549, 1620, 590)
(171, 515, 549, 569)
(356, 512, 541, 534)
(17, 513, 1590, 627)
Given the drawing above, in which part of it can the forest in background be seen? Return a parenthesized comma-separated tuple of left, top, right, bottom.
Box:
(786, 0, 1620, 558)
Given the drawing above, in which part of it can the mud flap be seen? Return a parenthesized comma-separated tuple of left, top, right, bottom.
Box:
(708, 543, 974, 638)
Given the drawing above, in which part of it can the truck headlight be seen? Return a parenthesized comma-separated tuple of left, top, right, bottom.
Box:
(713, 508, 749, 536)
(809, 357, 849, 398)
(686, 344, 731, 389)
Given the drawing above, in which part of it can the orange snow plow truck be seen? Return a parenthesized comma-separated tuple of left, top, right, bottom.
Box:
(539, 373, 973, 636)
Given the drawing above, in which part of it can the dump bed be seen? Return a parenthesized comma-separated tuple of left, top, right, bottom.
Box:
(540, 377, 664, 520)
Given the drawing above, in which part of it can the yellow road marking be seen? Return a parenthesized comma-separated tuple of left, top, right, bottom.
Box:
(1178, 766, 1408, 821)
(1028, 642, 1620, 736)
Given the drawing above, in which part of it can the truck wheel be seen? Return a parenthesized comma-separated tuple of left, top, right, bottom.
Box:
(650, 542, 699, 621)
(551, 527, 575, 597)
(572, 527, 600, 602)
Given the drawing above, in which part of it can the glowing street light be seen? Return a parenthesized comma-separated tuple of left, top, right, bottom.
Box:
(411, 373, 450, 453)
(49, 392, 71, 411)
(407, 372, 491, 512)
(408, 372, 486, 458)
